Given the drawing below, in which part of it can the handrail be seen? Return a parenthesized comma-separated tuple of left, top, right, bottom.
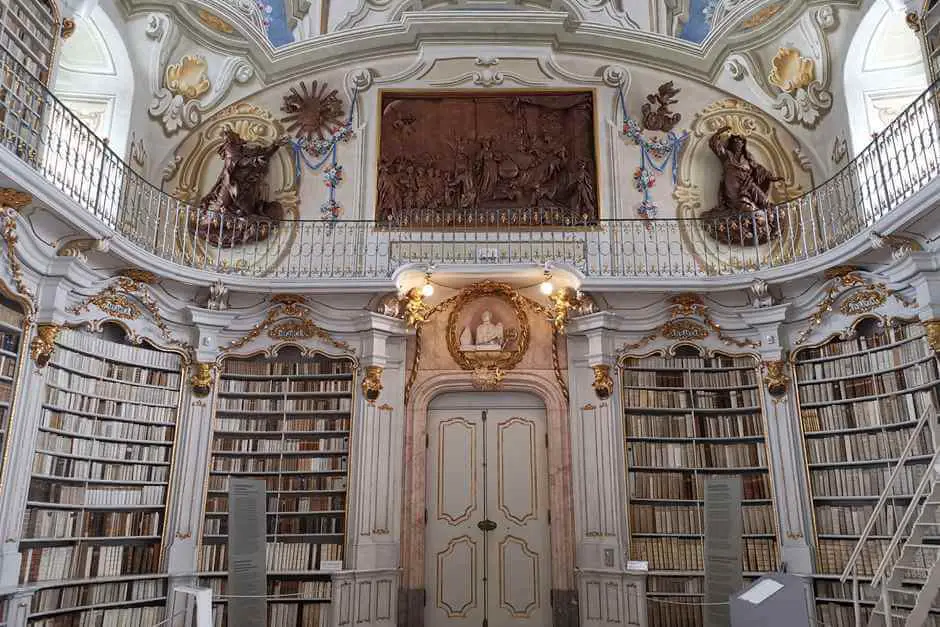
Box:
(0, 44, 938, 278)
(840, 405, 936, 584)
(872, 440, 940, 588)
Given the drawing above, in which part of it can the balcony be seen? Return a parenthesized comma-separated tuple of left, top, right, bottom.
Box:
(0, 46, 938, 285)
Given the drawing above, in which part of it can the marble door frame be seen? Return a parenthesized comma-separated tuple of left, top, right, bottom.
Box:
(399, 370, 577, 627)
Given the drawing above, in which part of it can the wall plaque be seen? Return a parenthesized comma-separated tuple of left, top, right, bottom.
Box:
(377, 90, 598, 226)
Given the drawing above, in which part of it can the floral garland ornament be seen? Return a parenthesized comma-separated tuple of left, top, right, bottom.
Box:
(619, 90, 688, 223)
(280, 81, 358, 223)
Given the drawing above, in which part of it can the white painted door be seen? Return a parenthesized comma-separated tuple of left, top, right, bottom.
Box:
(426, 392, 552, 627)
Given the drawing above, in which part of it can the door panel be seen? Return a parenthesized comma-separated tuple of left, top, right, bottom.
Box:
(426, 393, 551, 627)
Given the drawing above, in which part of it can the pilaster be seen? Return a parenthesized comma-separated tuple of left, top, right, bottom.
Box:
(0, 325, 46, 588)
(3, 588, 32, 627)
(739, 304, 814, 574)
(330, 569, 399, 627)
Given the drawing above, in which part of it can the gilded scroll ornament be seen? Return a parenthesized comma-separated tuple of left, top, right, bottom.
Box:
(30, 324, 62, 368)
(226, 296, 353, 354)
(117, 269, 159, 285)
(762, 360, 789, 397)
(838, 287, 888, 316)
(1, 208, 35, 315)
(60, 18, 76, 39)
(198, 10, 236, 33)
(768, 49, 816, 93)
(592, 365, 614, 400)
(190, 362, 215, 397)
(165, 56, 211, 100)
(447, 281, 529, 378)
(0, 188, 32, 210)
(361, 366, 384, 403)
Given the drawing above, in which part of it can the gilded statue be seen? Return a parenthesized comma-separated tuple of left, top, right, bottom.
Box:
(702, 127, 785, 246)
(191, 128, 288, 248)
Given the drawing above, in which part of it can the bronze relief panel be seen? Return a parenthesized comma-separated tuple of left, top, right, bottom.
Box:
(377, 91, 598, 227)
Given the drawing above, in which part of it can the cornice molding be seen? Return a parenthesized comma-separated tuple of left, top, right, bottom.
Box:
(118, 0, 861, 85)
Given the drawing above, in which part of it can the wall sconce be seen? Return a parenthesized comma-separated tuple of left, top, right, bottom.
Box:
(540, 269, 554, 296)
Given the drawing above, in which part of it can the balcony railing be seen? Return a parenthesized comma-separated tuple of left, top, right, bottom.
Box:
(0, 46, 938, 279)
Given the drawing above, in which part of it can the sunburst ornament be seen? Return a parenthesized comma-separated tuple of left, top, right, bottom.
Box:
(280, 81, 345, 142)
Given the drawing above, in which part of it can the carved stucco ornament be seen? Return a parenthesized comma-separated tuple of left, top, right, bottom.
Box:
(30, 324, 62, 368)
(591, 364, 613, 400)
(768, 48, 816, 93)
(146, 14, 254, 135)
(225, 295, 354, 356)
(361, 366, 384, 403)
(924, 320, 940, 352)
(762, 360, 789, 397)
(190, 362, 215, 397)
(1, 208, 36, 315)
(0, 188, 32, 210)
(56, 237, 111, 263)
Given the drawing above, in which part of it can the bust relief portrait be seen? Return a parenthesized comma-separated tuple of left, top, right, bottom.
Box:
(447, 282, 530, 376)
(460, 310, 505, 350)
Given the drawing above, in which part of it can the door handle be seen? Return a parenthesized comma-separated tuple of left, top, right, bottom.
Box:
(477, 519, 497, 532)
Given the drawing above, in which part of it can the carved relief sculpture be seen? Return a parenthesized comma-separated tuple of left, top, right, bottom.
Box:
(377, 91, 598, 226)
(702, 126, 785, 246)
(30, 324, 62, 368)
(361, 366, 384, 402)
(591, 364, 614, 400)
(641, 81, 682, 133)
(190, 363, 215, 397)
(191, 128, 288, 247)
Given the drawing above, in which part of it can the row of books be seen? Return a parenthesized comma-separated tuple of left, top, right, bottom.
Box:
(217, 397, 352, 413)
(809, 461, 929, 497)
(214, 417, 349, 433)
(629, 472, 770, 500)
(202, 577, 333, 598)
(206, 474, 346, 492)
(213, 437, 348, 453)
(0, 352, 16, 378)
(816, 539, 889, 575)
(30, 577, 166, 612)
(623, 388, 761, 410)
(0, 330, 19, 353)
(28, 482, 166, 506)
(622, 356, 756, 370)
(815, 504, 908, 536)
(204, 515, 345, 536)
(199, 542, 344, 571)
(32, 454, 170, 482)
(30, 606, 165, 627)
(0, 302, 23, 327)
(51, 350, 180, 387)
(798, 363, 936, 403)
(222, 360, 352, 376)
(219, 379, 352, 394)
(816, 603, 873, 627)
(205, 495, 345, 513)
(647, 576, 703, 594)
(815, 579, 880, 603)
(801, 391, 930, 432)
(36, 431, 171, 462)
(210, 457, 347, 473)
(627, 442, 766, 468)
(40, 413, 175, 443)
(57, 332, 180, 371)
(209, 603, 331, 627)
(622, 369, 757, 389)
(19, 544, 161, 582)
(795, 340, 930, 380)
(630, 504, 774, 535)
(44, 389, 177, 424)
(23, 509, 162, 538)
(630, 537, 777, 571)
(795, 326, 918, 361)
(46, 369, 178, 405)
(647, 600, 701, 627)
(626, 413, 764, 439)
(803, 427, 932, 464)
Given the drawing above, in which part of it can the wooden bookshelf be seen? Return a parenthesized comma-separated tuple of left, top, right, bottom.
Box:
(199, 348, 354, 627)
(0, 0, 56, 82)
(793, 318, 940, 625)
(621, 346, 777, 627)
(0, 297, 25, 481)
(20, 328, 183, 624)
(922, 0, 940, 80)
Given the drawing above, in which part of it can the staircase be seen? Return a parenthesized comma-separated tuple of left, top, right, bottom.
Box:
(841, 406, 940, 627)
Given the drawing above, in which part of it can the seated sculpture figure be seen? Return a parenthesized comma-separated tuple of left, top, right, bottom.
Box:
(191, 128, 288, 248)
(460, 310, 504, 350)
(702, 126, 786, 246)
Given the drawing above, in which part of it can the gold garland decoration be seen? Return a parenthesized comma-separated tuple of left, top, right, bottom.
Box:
(1, 208, 36, 319)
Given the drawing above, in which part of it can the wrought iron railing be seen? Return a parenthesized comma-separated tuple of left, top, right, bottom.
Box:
(0, 46, 938, 279)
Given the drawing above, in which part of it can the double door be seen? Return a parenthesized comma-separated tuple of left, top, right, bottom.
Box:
(426, 392, 552, 627)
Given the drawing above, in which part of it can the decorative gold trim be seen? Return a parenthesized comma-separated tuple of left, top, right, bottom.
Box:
(591, 365, 613, 400)
(662, 319, 710, 341)
(795, 271, 915, 345)
(29, 324, 61, 368)
(0, 188, 32, 210)
(762, 360, 790, 398)
(924, 320, 940, 352)
(190, 362, 215, 397)
(67, 277, 190, 350)
(361, 366, 384, 403)
(403, 287, 431, 329)
(582, 404, 596, 411)
(1, 208, 35, 318)
(378, 403, 394, 411)
(548, 287, 581, 333)
(226, 297, 353, 355)
(117, 269, 160, 285)
(59, 18, 75, 39)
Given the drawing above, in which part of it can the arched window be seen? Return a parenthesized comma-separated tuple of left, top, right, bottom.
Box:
(845, 0, 928, 156)
(52, 5, 133, 159)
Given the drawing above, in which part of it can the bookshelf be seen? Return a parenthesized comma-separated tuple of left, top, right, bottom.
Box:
(921, 0, 940, 80)
(0, 0, 56, 83)
(793, 318, 940, 625)
(0, 297, 25, 481)
(621, 346, 777, 627)
(199, 348, 355, 627)
(20, 327, 183, 624)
